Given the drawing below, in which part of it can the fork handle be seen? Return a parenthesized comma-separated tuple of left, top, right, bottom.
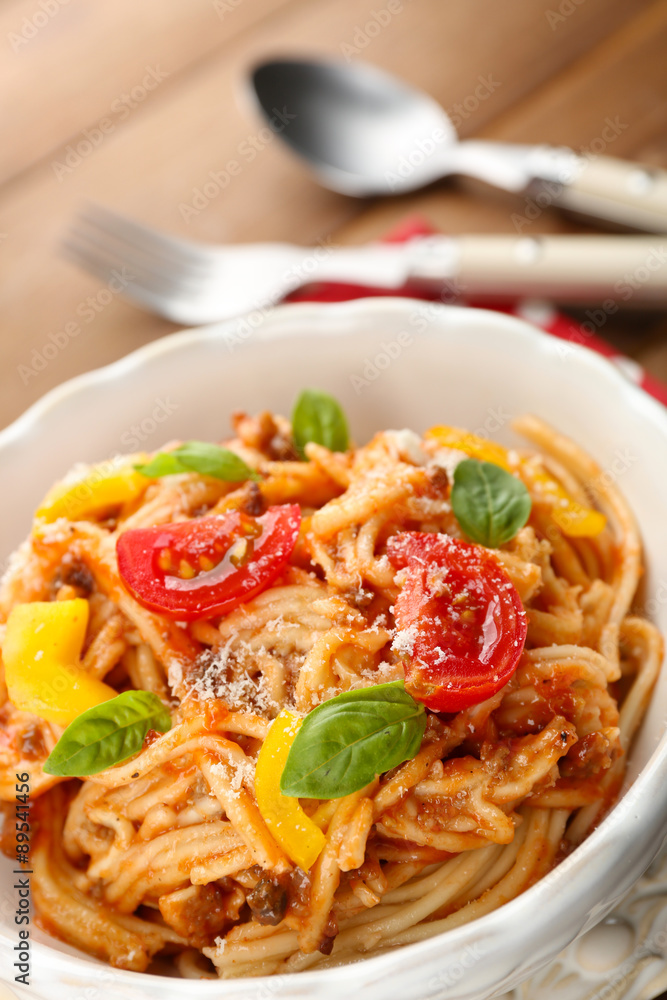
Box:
(407, 235, 667, 305)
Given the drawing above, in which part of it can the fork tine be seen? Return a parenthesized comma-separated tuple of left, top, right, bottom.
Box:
(63, 223, 199, 297)
(66, 218, 221, 296)
(78, 202, 217, 271)
(62, 236, 175, 300)
(62, 238, 211, 324)
(63, 218, 237, 321)
(63, 228, 179, 296)
(72, 216, 207, 283)
(63, 202, 306, 326)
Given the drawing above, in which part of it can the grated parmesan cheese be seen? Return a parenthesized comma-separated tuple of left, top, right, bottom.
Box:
(391, 622, 419, 657)
(430, 446, 469, 479)
(385, 429, 429, 466)
(210, 756, 255, 794)
(0, 539, 33, 591)
(189, 640, 279, 715)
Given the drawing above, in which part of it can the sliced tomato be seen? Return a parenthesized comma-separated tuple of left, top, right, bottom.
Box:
(116, 504, 301, 621)
(387, 531, 527, 713)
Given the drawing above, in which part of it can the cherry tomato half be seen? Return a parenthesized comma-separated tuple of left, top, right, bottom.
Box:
(387, 531, 527, 713)
(116, 504, 301, 621)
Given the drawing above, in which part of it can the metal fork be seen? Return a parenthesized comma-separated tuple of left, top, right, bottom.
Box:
(63, 203, 667, 325)
(62, 203, 433, 325)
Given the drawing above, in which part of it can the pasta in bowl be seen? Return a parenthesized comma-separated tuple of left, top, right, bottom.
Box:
(0, 300, 667, 1000)
(0, 383, 662, 981)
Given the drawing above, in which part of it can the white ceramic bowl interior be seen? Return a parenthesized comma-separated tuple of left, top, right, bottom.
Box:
(1, 299, 666, 1000)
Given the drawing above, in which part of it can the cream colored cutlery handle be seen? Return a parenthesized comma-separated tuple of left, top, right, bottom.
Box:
(451, 235, 667, 304)
(551, 156, 667, 232)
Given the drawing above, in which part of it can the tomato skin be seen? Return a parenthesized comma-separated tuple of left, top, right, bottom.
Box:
(387, 532, 527, 713)
(116, 504, 301, 621)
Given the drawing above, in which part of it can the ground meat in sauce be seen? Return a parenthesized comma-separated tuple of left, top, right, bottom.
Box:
(158, 883, 240, 947)
(52, 559, 95, 597)
(247, 874, 288, 925)
(267, 433, 298, 462)
(241, 481, 265, 516)
(317, 912, 338, 955)
(18, 723, 47, 760)
(559, 732, 620, 779)
(231, 410, 298, 461)
(425, 465, 450, 494)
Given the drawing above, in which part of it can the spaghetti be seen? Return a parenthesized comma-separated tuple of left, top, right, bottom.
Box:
(0, 406, 662, 979)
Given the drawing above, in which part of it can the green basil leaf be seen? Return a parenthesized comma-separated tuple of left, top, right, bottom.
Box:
(134, 452, 184, 477)
(451, 458, 532, 548)
(280, 681, 426, 799)
(291, 389, 349, 459)
(136, 441, 259, 482)
(43, 691, 172, 777)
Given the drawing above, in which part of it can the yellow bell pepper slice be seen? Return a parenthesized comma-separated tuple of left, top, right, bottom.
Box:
(255, 710, 326, 870)
(425, 425, 511, 470)
(525, 467, 606, 538)
(35, 458, 149, 523)
(426, 426, 606, 538)
(3, 600, 116, 726)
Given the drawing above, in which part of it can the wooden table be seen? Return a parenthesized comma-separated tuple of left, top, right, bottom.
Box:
(1, 0, 666, 436)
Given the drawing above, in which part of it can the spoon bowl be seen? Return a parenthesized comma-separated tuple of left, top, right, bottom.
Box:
(251, 58, 457, 195)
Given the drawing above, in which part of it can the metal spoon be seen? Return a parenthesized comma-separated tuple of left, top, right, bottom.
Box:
(250, 57, 667, 232)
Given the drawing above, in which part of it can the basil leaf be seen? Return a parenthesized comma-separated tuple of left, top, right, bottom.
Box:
(292, 389, 349, 459)
(135, 452, 184, 477)
(43, 691, 172, 777)
(280, 681, 426, 799)
(136, 441, 259, 482)
(451, 458, 532, 548)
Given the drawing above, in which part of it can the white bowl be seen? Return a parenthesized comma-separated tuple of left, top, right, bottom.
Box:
(1, 299, 666, 1000)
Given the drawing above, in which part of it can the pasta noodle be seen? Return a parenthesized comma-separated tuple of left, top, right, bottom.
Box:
(0, 407, 662, 979)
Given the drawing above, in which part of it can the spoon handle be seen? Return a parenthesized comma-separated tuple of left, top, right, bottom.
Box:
(531, 155, 667, 233)
(407, 235, 667, 305)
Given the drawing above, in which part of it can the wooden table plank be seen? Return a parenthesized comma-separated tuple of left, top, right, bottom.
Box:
(484, 0, 667, 159)
(0, 0, 297, 184)
(0, 0, 664, 430)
